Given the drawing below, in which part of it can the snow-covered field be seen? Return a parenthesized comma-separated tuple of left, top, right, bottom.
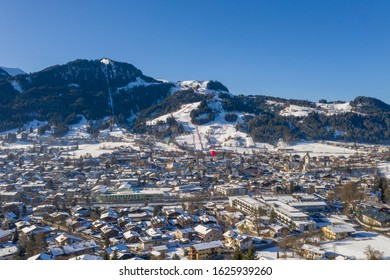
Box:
(320, 231, 390, 260)
(280, 102, 353, 117)
(377, 162, 390, 179)
(257, 232, 390, 260)
(61, 141, 139, 158)
(284, 142, 361, 157)
(146, 93, 258, 151)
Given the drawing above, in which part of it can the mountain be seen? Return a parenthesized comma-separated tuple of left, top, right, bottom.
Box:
(0, 58, 174, 134)
(0, 67, 10, 78)
(0, 66, 26, 76)
(134, 88, 390, 145)
(1, 58, 390, 144)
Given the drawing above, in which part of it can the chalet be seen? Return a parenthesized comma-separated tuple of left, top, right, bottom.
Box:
(194, 224, 222, 242)
(0, 245, 18, 260)
(0, 229, 12, 245)
(176, 213, 194, 228)
(123, 230, 140, 243)
(223, 230, 252, 251)
(100, 225, 120, 238)
(175, 228, 195, 240)
(321, 224, 356, 240)
(188, 240, 224, 260)
(301, 244, 326, 260)
(0, 191, 22, 202)
(361, 209, 390, 228)
(55, 233, 82, 246)
(150, 216, 168, 228)
(62, 240, 99, 258)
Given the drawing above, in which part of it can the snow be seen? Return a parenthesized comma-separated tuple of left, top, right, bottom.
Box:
(63, 141, 139, 158)
(116, 77, 160, 92)
(320, 231, 390, 260)
(146, 97, 266, 153)
(65, 116, 90, 138)
(68, 83, 80, 88)
(266, 100, 285, 106)
(0, 141, 34, 150)
(170, 80, 228, 95)
(11, 80, 22, 93)
(100, 58, 111, 65)
(378, 162, 390, 179)
(0, 119, 48, 137)
(145, 95, 361, 155)
(154, 141, 184, 153)
(280, 102, 353, 117)
(316, 102, 352, 114)
(99, 123, 127, 137)
(284, 141, 362, 157)
(280, 105, 320, 117)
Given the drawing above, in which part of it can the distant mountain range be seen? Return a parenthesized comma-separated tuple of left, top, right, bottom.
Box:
(1, 58, 390, 144)
(0, 66, 26, 76)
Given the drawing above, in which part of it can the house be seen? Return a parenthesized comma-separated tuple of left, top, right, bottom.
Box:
(62, 240, 99, 258)
(123, 230, 140, 244)
(269, 224, 290, 238)
(151, 245, 168, 260)
(0, 246, 18, 260)
(28, 253, 54, 260)
(69, 254, 103, 260)
(321, 224, 356, 240)
(223, 230, 252, 251)
(55, 233, 82, 246)
(105, 243, 132, 260)
(139, 237, 154, 251)
(188, 240, 224, 260)
(361, 209, 390, 228)
(150, 216, 168, 228)
(175, 228, 195, 240)
(301, 244, 325, 260)
(100, 225, 120, 238)
(176, 213, 194, 228)
(0, 229, 13, 245)
(194, 224, 222, 242)
(21, 225, 51, 238)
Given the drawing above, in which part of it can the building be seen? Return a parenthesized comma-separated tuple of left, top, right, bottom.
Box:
(0, 229, 13, 245)
(97, 189, 164, 202)
(0, 191, 22, 202)
(361, 210, 390, 228)
(194, 224, 222, 242)
(214, 184, 246, 196)
(229, 196, 267, 216)
(223, 230, 252, 251)
(188, 240, 224, 260)
(321, 224, 356, 240)
(0, 246, 18, 260)
(301, 244, 325, 260)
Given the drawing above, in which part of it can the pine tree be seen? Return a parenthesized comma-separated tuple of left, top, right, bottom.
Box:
(232, 247, 243, 260)
(12, 229, 19, 244)
(243, 244, 257, 260)
(111, 249, 119, 260)
(104, 235, 110, 248)
(14, 244, 26, 260)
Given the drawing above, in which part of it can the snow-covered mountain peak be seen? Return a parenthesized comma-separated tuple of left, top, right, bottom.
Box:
(100, 58, 112, 65)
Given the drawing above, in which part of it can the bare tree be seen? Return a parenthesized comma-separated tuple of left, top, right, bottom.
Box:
(364, 245, 384, 260)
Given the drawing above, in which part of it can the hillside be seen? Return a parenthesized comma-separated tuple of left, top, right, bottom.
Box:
(1, 58, 390, 144)
(0, 58, 174, 134)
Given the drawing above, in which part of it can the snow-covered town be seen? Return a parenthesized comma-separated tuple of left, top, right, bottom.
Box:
(1, 125, 390, 261)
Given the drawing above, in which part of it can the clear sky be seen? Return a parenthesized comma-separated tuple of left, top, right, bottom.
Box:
(1, 0, 389, 103)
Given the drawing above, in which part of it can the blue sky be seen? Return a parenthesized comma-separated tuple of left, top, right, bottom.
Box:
(1, 0, 389, 103)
